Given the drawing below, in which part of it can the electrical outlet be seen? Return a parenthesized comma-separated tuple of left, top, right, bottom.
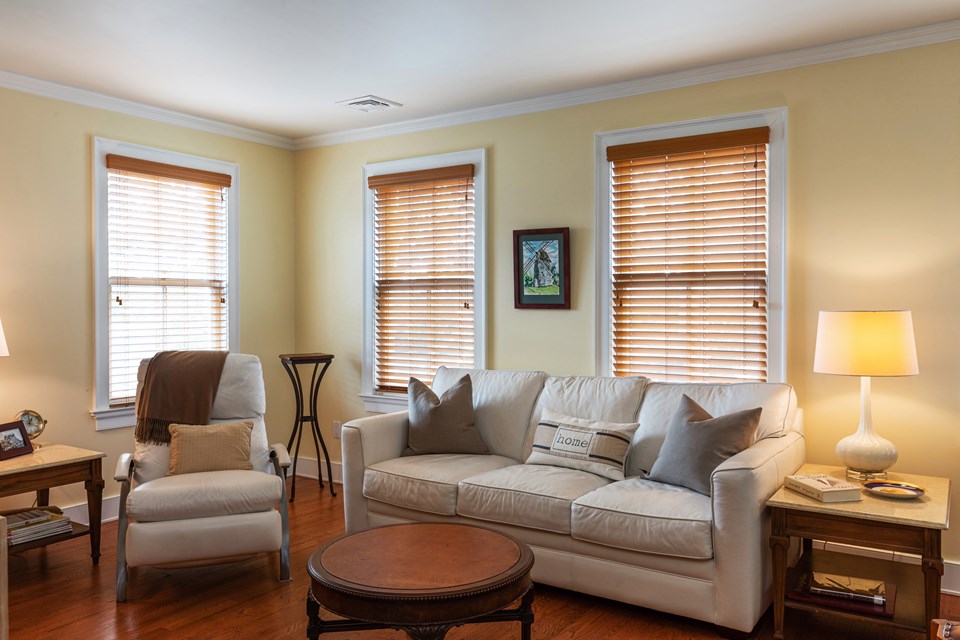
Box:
(332, 420, 342, 439)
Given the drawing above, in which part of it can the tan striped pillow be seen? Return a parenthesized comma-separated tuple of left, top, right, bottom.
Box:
(166, 420, 254, 475)
(525, 408, 638, 480)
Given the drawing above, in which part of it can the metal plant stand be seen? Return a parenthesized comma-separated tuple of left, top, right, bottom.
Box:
(279, 353, 336, 500)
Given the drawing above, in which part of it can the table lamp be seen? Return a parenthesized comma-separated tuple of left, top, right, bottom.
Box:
(0, 317, 8, 357)
(814, 310, 918, 480)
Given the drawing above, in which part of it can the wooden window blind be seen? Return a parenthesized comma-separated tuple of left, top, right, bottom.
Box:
(368, 164, 476, 392)
(606, 127, 770, 383)
(105, 154, 231, 406)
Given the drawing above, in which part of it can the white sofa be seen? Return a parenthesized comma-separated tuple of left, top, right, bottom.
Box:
(342, 367, 804, 635)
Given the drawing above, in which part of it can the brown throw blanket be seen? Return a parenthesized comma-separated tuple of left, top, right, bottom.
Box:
(135, 350, 229, 445)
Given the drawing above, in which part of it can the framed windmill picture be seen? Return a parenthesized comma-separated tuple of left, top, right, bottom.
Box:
(513, 227, 571, 309)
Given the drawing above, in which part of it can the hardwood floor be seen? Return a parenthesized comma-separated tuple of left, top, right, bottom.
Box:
(6, 480, 958, 639)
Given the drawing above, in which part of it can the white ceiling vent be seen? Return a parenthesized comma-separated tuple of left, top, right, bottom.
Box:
(336, 95, 402, 113)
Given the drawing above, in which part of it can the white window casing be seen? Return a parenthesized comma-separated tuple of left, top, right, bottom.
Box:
(92, 137, 239, 430)
(361, 149, 487, 413)
(595, 109, 787, 382)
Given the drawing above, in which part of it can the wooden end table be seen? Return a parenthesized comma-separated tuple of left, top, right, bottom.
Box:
(768, 463, 950, 640)
(307, 523, 535, 640)
(0, 444, 106, 565)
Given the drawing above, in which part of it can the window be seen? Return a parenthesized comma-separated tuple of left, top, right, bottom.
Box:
(361, 150, 486, 412)
(597, 111, 785, 383)
(92, 138, 239, 429)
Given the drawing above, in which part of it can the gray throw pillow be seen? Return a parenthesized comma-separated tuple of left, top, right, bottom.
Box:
(404, 375, 489, 456)
(646, 394, 761, 496)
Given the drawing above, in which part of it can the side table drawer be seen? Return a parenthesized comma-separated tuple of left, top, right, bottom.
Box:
(781, 509, 926, 554)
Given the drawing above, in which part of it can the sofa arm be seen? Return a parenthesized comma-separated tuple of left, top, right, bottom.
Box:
(709, 431, 805, 633)
(343, 411, 409, 467)
(341, 410, 409, 534)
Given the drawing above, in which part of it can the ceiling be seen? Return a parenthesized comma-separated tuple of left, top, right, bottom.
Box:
(1, 0, 959, 143)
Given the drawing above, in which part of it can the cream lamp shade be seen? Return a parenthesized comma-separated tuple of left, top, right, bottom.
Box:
(0, 317, 8, 358)
(813, 310, 918, 480)
(814, 310, 918, 377)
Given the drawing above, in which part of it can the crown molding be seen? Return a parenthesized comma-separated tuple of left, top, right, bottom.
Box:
(296, 19, 960, 149)
(1, 19, 957, 151)
(0, 70, 296, 150)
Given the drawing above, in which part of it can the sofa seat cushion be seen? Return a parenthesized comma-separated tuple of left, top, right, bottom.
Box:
(458, 464, 610, 534)
(571, 477, 714, 559)
(363, 454, 516, 516)
(127, 470, 282, 522)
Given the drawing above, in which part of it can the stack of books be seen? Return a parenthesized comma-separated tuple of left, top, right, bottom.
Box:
(784, 473, 863, 502)
(5, 508, 72, 545)
(787, 568, 896, 617)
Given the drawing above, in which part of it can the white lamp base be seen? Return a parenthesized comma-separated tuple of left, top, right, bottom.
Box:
(835, 376, 898, 481)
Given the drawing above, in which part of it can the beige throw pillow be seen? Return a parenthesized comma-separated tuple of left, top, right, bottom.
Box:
(525, 408, 639, 481)
(166, 420, 254, 475)
(404, 375, 488, 456)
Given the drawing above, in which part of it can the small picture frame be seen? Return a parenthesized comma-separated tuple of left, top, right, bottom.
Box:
(513, 227, 571, 309)
(0, 420, 33, 460)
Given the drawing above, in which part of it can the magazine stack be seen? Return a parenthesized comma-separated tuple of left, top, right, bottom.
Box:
(5, 508, 72, 545)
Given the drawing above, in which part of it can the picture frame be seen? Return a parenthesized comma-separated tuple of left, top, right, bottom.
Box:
(513, 227, 571, 309)
(0, 420, 33, 460)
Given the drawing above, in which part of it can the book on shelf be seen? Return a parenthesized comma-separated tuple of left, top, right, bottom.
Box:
(786, 568, 895, 618)
(810, 571, 886, 605)
(784, 473, 862, 502)
(6, 510, 72, 545)
(5, 508, 57, 529)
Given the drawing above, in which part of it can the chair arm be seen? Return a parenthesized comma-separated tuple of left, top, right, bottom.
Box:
(269, 443, 291, 469)
(114, 452, 135, 483)
(709, 431, 806, 633)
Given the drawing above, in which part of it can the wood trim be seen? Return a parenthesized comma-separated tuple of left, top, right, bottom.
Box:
(606, 127, 770, 162)
(367, 164, 474, 189)
(106, 154, 232, 187)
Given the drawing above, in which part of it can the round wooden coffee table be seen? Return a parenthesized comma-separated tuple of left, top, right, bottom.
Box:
(306, 523, 535, 640)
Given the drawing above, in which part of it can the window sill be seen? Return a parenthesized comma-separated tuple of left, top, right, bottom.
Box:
(358, 393, 406, 414)
(91, 406, 135, 431)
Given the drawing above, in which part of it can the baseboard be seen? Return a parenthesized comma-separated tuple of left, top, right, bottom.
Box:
(287, 456, 343, 485)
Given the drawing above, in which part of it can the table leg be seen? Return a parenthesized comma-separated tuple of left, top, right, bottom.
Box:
(519, 587, 535, 640)
(923, 529, 944, 640)
(308, 361, 336, 497)
(770, 508, 789, 640)
(36, 488, 49, 507)
(306, 591, 321, 640)
(85, 458, 105, 565)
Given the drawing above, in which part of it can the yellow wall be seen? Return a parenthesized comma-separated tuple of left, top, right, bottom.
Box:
(295, 42, 960, 556)
(0, 87, 297, 510)
(2, 39, 958, 558)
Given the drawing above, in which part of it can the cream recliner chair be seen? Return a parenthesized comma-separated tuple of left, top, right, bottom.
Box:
(114, 353, 291, 601)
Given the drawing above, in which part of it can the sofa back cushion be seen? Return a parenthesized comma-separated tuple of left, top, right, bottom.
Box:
(530, 375, 648, 459)
(432, 367, 546, 461)
(626, 381, 797, 477)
